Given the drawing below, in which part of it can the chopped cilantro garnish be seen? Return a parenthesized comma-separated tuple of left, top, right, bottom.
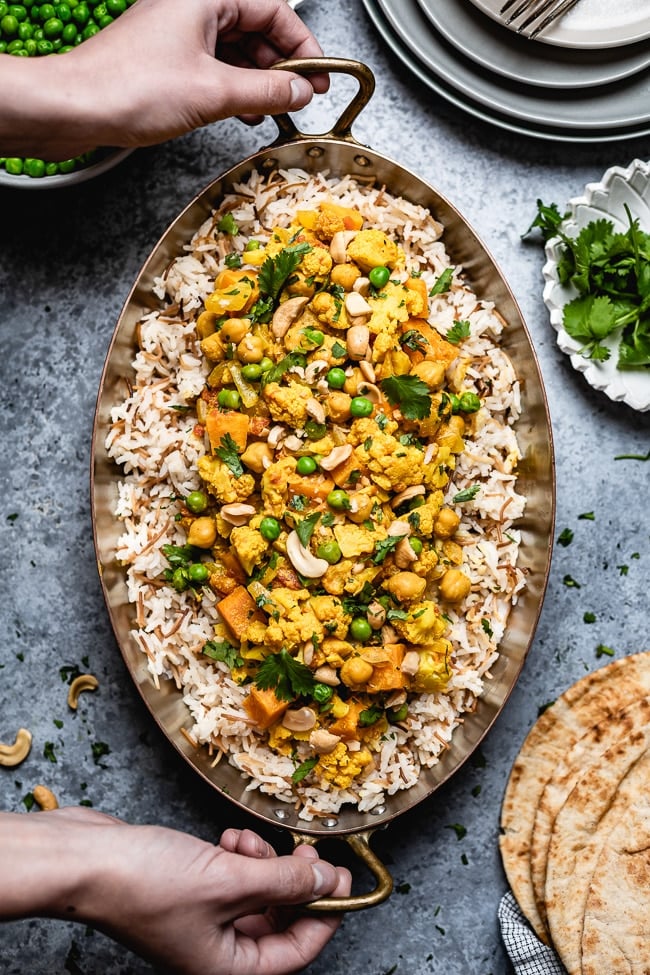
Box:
(43, 742, 57, 764)
(292, 757, 319, 784)
(481, 618, 493, 638)
(359, 705, 383, 726)
(446, 319, 471, 344)
(254, 649, 314, 701)
(215, 433, 244, 478)
(331, 340, 347, 359)
(91, 741, 111, 767)
(429, 267, 454, 295)
(557, 528, 574, 547)
(380, 374, 432, 420)
(259, 351, 306, 388)
(583, 612, 596, 624)
(224, 252, 242, 269)
(296, 511, 321, 548)
(562, 574, 581, 588)
(258, 242, 311, 300)
(371, 535, 402, 565)
(452, 485, 480, 503)
(596, 644, 615, 658)
(203, 640, 243, 669)
(400, 329, 429, 353)
(217, 213, 239, 236)
(446, 823, 466, 841)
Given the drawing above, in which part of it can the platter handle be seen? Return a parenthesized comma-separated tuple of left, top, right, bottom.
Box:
(292, 829, 393, 912)
(270, 58, 375, 144)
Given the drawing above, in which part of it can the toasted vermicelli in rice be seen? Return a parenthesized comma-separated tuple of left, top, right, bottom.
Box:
(107, 168, 526, 820)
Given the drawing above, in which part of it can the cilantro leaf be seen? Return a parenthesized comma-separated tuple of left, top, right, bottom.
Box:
(446, 320, 471, 345)
(400, 328, 429, 353)
(380, 374, 432, 420)
(292, 756, 318, 784)
(359, 705, 383, 726)
(260, 351, 306, 388)
(429, 267, 454, 295)
(452, 485, 480, 503)
(215, 433, 244, 478)
(162, 544, 202, 568)
(203, 640, 243, 669)
(296, 511, 321, 548)
(254, 649, 315, 702)
(523, 199, 570, 242)
(371, 534, 402, 565)
(217, 213, 239, 236)
(258, 242, 312, 300)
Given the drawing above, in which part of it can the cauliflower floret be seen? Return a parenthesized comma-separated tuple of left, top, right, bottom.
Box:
(309, 292, 349, 331)
(347, 230, 400, 272)
(332, 523, 381, 559)
(407, 495, 445, 537)
(229, 526, 268, 576)
(197, 456, 255, 503)
(263, 381, 311, 426)
(263, 587, 325, 652)
(300, 244, 333, 279)
(317, 742, 373, 789)
(411, 639, 453, 693)
(309, 595, 351, 639)
(391, 601, 447, 645)
(261, 456, 297, 516)
(353, 431, 427, 493)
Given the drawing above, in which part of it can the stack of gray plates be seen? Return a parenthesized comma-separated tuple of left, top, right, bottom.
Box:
(362, 0, 650, 142)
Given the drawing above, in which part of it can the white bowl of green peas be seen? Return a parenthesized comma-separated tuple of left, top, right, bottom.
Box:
(0, 0, 136, 186)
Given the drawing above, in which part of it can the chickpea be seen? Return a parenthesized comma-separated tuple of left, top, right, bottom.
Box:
(340, 656, 374, 687)
(438, 568, 471, 603)
(330, 263, 361, 290)
(241, 441, 274, 474)
(220, 318, 249, 344)
(196, 310, 219, 340)
(412, 360, 446, 389)
(348, 494, 374, 525)
(326, 390, 352, 423)
(436, 415, 466, 451)
(433, 507, 461, 539)
(187, 516, 217, 548)
(384, 571, 426, 603)
(343, 367, 364, 396)
(237, 333, 264, 363)
(200, 332, 225, 363)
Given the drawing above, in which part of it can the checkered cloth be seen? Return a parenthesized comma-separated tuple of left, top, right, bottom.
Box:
(498, 892, 567, 975)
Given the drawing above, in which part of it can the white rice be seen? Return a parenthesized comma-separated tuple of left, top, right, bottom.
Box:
(107, 168, 526, 820)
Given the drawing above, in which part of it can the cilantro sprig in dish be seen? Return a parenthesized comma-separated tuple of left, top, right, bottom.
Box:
(530, 199, 650, 370)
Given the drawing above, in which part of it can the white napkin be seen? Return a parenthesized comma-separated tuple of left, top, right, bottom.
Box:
(498, 892, 567, 975)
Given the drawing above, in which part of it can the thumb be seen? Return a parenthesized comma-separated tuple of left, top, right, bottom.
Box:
(225, 850, 340, 914)
(209, 63, 315, 121)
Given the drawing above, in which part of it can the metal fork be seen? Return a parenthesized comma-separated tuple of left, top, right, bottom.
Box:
(499, 0, 581, 39)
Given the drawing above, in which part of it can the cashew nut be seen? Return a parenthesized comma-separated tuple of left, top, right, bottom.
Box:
(391, 484, 426, 508)
(306, 397, 326, 425)
(33, 785, 59, 811)
(0, 728, 32, 767)
(313, 665, 340, 686)
(283, 435, 303, 452)
(67, 674, 99, 710)
(387, 519, 411, 537)
(346, 323, 370, 360)
(344, 292, 373, 319)
(286, 531, 329, 579)
(267, 424, 286, 448)
(366, 600, 386, 630)
(309, 729, 341, 755)
(282, 707, 317, 732)
(304, 359, 329, 384)
(357, 381, 382, 403)
(401, 650, 421, 677)
(359, 360, 376, 383)
(353, 276, 371, 296)
(220, 503, 256, 526)
(329, 230, 357, 264)
(271, 296, 309, 338)
(319, 444, 353, 471)
(395, 536, 418, 568)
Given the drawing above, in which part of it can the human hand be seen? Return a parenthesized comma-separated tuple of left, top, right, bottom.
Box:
(56, 0, 328, 157)
(2, 806, 350, 975)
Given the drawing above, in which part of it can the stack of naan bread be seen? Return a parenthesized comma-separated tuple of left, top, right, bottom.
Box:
(500, 652, 650, 974)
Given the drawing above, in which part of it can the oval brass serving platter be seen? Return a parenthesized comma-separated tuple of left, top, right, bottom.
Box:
(91, 59, 555, 905)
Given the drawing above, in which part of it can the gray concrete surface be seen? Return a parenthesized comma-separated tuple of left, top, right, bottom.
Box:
(1, 2, 649, 972)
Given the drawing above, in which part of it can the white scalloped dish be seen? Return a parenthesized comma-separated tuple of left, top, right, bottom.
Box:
(542, 159, 650, 412)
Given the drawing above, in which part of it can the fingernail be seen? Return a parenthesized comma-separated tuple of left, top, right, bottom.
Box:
(311, 862, 335, 897)
(290, 76, 313, 109)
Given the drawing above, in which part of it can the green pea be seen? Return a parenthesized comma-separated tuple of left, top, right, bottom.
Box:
(302, 327, 324, 348)
(60, 20, 75, 39)
(304, 419, 327, 441)
(0, 40, 5, 49)
(459, 391, 481, 413)
(24, 158, 46, 177)
(43, 15, 63, 35)
(389, 702, 409, 722)
(369, 265, 390, 289)
(316, 540, 341, 565)
(186, 490, 208, 515)
(326, 489, 350, 511)
(17, 20, 31, 36)
(38, 2, 54, 18)
(35, 35, 52, 49)
(240, 363, 262, 382)
(5, 157, 23, 175)
(217, 388, 241, 410)
(350, 617, 372, 642)
(326, 367, 346, 389)
(81, 19, 98, 36)
(32, 26, 43, 38)
(55, 1, 70, 19)
(296, 455, 317, 476)
(92, 0, 105, 14)
(259, 516, 281, 541)
(448, 393, 461, 414)
(23, 34, 35, 50)
(105, 0, 124, 13)
(56, 42, 71, 50)
(6, 36, 22, 49)
(8, 4, 27, 20)
(259, 357, 273, 373)
(188, 562, 209, 585)
(0, 4, 8, 18)
(313, 683, 333, 704)
(409, 537, 423, 555)
(350, 396, 373, 418)
(57, 157, 76, 172)
(45, 161, 58, 175)
(0, 13, 19, 33)
(96, 12, 111, 25)
(10, 44, 28, 51)
(244, 239, 260, 251)
(70, 0, 87, 21)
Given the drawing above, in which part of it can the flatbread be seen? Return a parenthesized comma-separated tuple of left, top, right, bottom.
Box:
(499, 651, 650, 942)
(530, 695, 650, 933)
(582, 795, 650, 975)
(544, 734, 650, 975)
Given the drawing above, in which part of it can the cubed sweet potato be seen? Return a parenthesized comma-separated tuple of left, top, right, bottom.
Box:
(206, 409, 249, 453)
(405, 276, 429, 317)
(217, 586, 264, 640)
(329, 699, 366, 740)
(287, 471, 335, 501)
(367, 643, 406, 693)
(244, 685, 289, 730)
(400, 319, 458, 367)
(320, 201, 364, 231)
